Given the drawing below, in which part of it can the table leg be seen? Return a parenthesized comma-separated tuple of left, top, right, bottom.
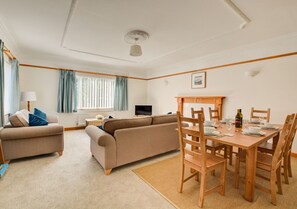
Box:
(244, 146, 257, 202)
(272, 132, 279, 150)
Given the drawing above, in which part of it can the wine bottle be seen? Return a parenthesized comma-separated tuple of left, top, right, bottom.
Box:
(235, 109, 243, 129)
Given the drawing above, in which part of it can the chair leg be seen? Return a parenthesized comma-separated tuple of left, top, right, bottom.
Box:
(283, 155, 289, 184)
(271, 172, 277, 205)
(234, 155, 240, 189)
(178, 163, 185, 193)
(211, 148, 216, 176)
(198, 173, 206, 208)
(220, 161, 226, 195)
(223, 146, 227, 159)
(229, 146, 233, 166)
(288, 154, 293, 177)
(277, 168, 283, 195)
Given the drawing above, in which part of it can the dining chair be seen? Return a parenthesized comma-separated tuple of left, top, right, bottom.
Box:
(234, 113, 295, 205)
(281, 113, 297, 184)
(177, 111, 226, 208)
(191, 108, 227, 161)
(258, 114, 297, 184)
(208, 107, 233, 165)
(250, 107, 271, 122)
(209, 107, 220, 121)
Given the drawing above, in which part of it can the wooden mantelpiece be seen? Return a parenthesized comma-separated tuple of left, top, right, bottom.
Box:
(176, 96, 225, 119)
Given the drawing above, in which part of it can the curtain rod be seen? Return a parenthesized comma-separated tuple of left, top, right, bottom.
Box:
(3, 45, 16, 60)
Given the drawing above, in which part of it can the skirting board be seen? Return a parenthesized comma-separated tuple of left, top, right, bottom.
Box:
(291, 152, 297, 158)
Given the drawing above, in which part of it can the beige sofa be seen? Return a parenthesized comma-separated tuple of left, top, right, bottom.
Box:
(0, 115, 64, 161)
(86, 115, 180, 175)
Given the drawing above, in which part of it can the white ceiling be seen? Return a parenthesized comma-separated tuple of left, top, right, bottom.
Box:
(0, 0, 297, 76)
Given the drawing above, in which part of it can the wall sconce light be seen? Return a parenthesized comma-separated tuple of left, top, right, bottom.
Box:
(244, 70, 259, 77)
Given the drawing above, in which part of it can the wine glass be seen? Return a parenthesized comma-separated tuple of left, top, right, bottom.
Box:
(227, 120, 233, 133)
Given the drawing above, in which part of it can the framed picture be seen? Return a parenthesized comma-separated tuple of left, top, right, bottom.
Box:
(191, 72, 206, 89)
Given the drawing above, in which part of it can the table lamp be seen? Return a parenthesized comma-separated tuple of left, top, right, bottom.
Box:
(21, 91, 36, 112)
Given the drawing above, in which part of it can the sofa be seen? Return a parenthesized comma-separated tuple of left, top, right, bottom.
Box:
(86, 114, 181, 175)
(0, 115, 64, 161)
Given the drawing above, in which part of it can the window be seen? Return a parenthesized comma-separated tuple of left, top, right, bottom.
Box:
(3, 54, 12, 114)
(77, 75, 115, 109)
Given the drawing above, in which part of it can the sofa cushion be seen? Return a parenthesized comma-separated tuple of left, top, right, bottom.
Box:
(103, 117, 152, 135)
(9, 112, 29, 127)
(34, 108, 47, 120)
(29, 114, 48, 126)
(151, 114, 177, 125)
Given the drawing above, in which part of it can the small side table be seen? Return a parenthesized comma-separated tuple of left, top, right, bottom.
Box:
(85, 118, 103, 127)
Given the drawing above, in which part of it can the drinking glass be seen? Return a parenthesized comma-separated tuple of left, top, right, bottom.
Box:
(243, 119, 248, 129)
(227, 120, 233, 133)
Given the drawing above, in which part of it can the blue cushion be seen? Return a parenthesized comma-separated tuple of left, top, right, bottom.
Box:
(34, 108, 47, 120)
(29, 114, 48, 126)
(98, 125, 104, 130)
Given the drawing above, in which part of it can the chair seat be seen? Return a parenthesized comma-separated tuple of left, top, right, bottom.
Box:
(237, 149, 272, 171)
(258, 142, 274, 154)
(206, 140, 224, 148)
(185, 153, 226, 170)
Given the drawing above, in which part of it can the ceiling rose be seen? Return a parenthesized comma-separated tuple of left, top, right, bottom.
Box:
(124, 30, 150, 44)
(125, 30, 150, 57)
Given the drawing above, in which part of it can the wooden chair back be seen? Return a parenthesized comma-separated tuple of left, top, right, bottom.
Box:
(209, 107, 220, 121)
(272, 114, 295, 171)
(283, 114, 297, 157)
(250, 107, 271, 122)
(191, 107, 205, 122)
(177, 111, 206, 169)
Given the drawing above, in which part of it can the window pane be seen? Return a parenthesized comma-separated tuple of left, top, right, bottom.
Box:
(77, 75, 115, 109)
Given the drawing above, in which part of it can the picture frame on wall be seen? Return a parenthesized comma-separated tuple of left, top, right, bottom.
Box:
(191, 72, 206, 89)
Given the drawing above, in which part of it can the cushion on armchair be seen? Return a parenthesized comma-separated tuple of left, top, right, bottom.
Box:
(9, 110, 30, 127)
(34, 108, 47, 120)
(29, 114, 48, 126)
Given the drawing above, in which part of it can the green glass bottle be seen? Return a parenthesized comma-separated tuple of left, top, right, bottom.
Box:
(235, 109, 243, 129)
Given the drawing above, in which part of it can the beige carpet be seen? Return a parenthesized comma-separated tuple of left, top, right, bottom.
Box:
(133, 155, 297, 209)
(0, 130, 177, 209)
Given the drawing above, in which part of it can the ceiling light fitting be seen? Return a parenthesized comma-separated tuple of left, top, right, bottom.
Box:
(125, 30, 150, 57)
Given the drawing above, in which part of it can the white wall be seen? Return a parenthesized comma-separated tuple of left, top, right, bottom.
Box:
(147, 55, 297, 152)
(19, 67, 147, 127)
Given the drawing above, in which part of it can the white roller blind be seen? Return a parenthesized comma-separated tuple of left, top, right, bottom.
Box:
(77, 75, 115, 109)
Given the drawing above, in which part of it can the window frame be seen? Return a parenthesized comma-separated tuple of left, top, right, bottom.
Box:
(76, 74, 115, 111)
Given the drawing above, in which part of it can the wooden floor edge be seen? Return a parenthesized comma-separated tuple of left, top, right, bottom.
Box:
(64, 126, 86, 131)
(291, 152, 297, 158)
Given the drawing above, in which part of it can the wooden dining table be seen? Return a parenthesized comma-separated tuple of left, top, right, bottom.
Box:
(183, 123, 281, 202)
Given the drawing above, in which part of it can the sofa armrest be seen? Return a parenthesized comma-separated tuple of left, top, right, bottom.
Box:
(0, 125, 64, 141)
(46, 115, 59, 123)
(85, 125, 115, 147)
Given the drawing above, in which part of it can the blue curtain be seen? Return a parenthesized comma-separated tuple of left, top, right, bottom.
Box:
(11, 59, 20, 113)
(114, 77, 128, 111)
(0, 40, 4, 127)
(57, 70, 77, 113)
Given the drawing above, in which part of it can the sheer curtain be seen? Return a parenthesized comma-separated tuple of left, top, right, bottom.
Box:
(0, 40, 4, 126)
(57, 70, 77, 113)
(11, 59, 20, 113)
(114, 77, 128, 111)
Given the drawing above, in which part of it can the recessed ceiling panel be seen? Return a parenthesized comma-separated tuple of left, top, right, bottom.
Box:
(63, 0, 244, 63)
